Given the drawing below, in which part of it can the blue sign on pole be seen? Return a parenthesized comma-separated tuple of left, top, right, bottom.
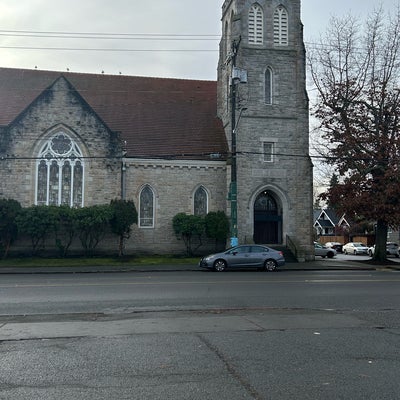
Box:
(230, 237, 238, 247)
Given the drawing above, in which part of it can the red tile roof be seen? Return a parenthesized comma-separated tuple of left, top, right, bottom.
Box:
(0, 67, 227, 160)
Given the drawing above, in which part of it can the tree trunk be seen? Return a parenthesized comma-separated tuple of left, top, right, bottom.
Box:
(373, 219, 388, 262)
(118, 235, 124, 257)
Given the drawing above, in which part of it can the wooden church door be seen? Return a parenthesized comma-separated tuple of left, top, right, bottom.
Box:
(253, 191, 282, 244)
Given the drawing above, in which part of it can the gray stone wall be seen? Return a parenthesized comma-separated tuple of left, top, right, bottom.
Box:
(0, 76, 229, 256)
(217, 0, 314, 260)
(0, 77, 121, 207)
(123, 158, 227, 254)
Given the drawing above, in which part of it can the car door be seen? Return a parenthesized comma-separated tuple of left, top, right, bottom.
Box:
(314, 243, 325, 257)
(249, 245, 270, 267)
(224, 246, 251, 267)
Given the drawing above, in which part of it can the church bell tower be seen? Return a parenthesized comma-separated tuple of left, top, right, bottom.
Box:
(217, 0, 314, 261)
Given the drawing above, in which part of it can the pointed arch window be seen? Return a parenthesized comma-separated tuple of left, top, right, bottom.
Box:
(224, 20, 229, 57)
(194, 186, 208, 216)
(248, 4, 264, 45)
(265, 67, 273, 105)
(36, 132, 84, 207)
(255, 191, 278, 213)
(274, 5, 288, 46)
(139, 185, 155, 228)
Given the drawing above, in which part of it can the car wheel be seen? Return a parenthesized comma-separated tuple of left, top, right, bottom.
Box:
(327, 251, 334, 258)
(264, 259, 277, 272)
(213, 259, 227, 272)
(344, 249, 347, 255)
(354, 250, 357, 255)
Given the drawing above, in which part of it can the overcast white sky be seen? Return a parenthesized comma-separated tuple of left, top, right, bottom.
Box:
(0, 0, 398, 80)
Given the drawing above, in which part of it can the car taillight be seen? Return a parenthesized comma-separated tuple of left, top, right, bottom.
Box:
(279, 251, 283, 256)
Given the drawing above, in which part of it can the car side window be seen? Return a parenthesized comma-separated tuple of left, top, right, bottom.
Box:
(228, 246, 250, 254)
(227, 247, 239, 254)
(251, 246, 267, 253)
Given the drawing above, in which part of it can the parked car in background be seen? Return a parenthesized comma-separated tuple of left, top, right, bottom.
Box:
(368, 242, 399, 258)
(325, 242, 343, 253)
(199, 245, 285, 272)
(314, 242, 337, 258)
(343, 242, 369, 255)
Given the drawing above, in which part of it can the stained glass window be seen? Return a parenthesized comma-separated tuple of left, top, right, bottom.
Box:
(139, 185, 154, 227)
(73, 161, 83, 208)
(37, 160, 48, 205)
(194, 186, 208, 216)
(49, 160, 59, 205)
(36, 132, 84, 207)
(254, 191, 277, 212)
(61, 161, 72, 205)
(265, 67, 273, 105)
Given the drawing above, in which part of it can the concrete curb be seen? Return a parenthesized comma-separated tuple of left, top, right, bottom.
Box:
(0, 260, 397, 274)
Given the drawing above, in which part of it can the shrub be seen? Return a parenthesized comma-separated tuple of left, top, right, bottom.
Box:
(172, 213, 204, 256)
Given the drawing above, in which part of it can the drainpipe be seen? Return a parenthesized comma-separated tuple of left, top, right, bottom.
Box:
(121, 142, 127, 200)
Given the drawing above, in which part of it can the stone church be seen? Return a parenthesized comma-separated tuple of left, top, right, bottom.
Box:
(0, 0, 314, 260)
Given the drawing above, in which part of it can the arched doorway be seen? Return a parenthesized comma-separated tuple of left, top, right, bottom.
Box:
(253, 191, 282, 244)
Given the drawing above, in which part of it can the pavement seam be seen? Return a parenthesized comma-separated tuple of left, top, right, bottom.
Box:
(196, 333, 263, 400)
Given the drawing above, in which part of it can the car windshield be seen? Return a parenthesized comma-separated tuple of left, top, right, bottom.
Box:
(353, 243, 364, 247)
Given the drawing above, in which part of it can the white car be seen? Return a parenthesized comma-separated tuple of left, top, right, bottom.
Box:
(368, 242, 399, 258)
(314, 242, 337, 258)
(343, 242, 369, 255)
(325, 242, 343, 253)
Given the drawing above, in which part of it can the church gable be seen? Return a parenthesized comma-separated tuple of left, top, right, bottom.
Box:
(0, 74, 122, 207)
(6, 75, 121, 160)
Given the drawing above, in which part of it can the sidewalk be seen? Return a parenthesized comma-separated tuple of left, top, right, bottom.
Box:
(0, 258, 398, 274)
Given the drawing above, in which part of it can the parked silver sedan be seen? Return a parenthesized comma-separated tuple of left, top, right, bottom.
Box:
(314, 242, 337, 258)
(343, 242, 369, 255)
(199, 245, 285, 272)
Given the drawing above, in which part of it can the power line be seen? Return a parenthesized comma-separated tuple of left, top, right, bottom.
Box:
(0, 29, 220, 38)
(0, 46, 217, 52)
(0, 34, 219, 41)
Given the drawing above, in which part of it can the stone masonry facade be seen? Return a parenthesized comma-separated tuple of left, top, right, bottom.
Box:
(0, 0, 314, 259)
(125, 159, 227, 254)
(0, 77, 227, 256)
(218, 0, 314, 260)
(0, 78, 122, 207)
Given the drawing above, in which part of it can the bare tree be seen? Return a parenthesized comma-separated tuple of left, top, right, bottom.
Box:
(308, 7, 400, 262)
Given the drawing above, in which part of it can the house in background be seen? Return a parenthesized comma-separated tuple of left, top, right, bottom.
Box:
(314, 208, 350, 240)
(313, 208, 391, 247)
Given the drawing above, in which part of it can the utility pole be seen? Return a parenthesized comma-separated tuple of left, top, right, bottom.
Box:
(229, 37, 244, 247)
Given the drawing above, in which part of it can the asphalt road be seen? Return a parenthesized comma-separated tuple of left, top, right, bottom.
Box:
(0, 270, 398, 399)
(0, 269, 399, 315)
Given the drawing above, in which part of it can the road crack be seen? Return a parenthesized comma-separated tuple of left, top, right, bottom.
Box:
(197, 333, 263, 400)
